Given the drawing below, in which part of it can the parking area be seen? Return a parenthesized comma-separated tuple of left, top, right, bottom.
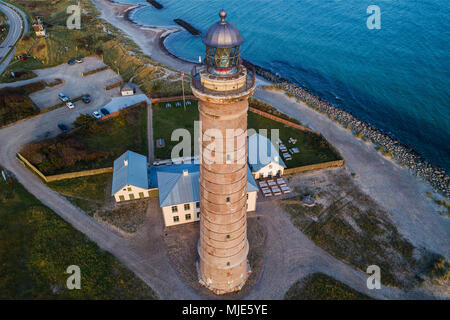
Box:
(27, 56, 121, 110)
(258, 176, 291, 198)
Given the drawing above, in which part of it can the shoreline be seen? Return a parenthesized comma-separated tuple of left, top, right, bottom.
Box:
(101, 0, 448, 197)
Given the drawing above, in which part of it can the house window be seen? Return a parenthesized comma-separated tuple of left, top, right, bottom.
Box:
(226, 197, 230, 203)
(119, 195, 125, 201)
(129, 194, 135, 200)
(139, 192, 144, 198)
(247, 193, 249, 199)
(197, 212, 200, 218)
(196, 202, 200, 208)
(173, 216, 179, 222)
(185, 214, 191, 220)
(171, 206, 178, 213)
(184, 203, 190, 211)
(127, 187, 132, 191)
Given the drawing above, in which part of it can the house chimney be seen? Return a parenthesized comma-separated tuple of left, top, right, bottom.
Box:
(124, 159, 128, 166)
(183, 169, 189, 176)
(274, 156, 279, 162)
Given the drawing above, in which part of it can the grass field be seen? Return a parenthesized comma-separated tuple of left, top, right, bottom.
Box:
(152, 99, 341, 167)
(0, 172, 157, 299)
(153, 99, 199, 159)
(21, 104, 148, 175)
(284, 273, 372, 300)
(47, 173, 111, 202)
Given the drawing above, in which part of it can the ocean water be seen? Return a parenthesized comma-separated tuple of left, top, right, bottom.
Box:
(116, 0, 450, 171)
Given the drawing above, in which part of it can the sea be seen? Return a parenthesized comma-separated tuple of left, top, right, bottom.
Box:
(114, 0, 450, 172)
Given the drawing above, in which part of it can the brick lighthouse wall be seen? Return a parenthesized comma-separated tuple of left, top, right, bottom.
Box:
(198, 98, 251, 294)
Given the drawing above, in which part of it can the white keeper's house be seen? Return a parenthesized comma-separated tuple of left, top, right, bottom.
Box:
(248, 133, 286, 179)
(111, 150, 259, 227)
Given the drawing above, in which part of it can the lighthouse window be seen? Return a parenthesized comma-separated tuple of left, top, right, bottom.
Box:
(227, 262, 230, 266)
(226, 197, 230, 203)
(226, 235, 230, 239)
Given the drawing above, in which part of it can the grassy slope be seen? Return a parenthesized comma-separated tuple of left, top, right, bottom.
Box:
(0, 174, 157, 299)
(285, 273, 372, 300)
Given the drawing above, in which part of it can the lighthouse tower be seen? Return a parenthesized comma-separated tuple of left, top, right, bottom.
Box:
(191, 10, 256, 294)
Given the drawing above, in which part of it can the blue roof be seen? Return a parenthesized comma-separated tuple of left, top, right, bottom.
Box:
(111, 151, 149, 195)
(156, 163, 200, 207)
(248, 133, 286, 172)
(103, 94, 150, 114)
(247, 165, 259, 192)
(156, 163, 258, 207)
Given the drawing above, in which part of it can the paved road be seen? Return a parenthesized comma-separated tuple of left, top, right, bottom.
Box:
(0, 0, 28, 74)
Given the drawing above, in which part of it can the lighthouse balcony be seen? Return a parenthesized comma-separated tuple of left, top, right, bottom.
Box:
(191, 65, 255, 102)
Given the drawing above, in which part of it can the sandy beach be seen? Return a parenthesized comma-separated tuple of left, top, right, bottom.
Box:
(92, 0, 449, 256)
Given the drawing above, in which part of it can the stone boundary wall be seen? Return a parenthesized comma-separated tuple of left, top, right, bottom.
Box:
(284, 160, 344, 175)
(151, 95, 196, 103)
(248, 107, 321, 136)
(17, 153, 112, 182)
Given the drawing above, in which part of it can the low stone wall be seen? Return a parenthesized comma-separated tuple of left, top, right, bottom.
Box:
(284, 160, 344, 175)
(17, 153, 112, 182)
(151, 95, 196, 103)
(248, 107, 320, 136)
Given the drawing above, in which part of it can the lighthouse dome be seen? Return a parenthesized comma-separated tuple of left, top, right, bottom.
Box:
(202, 10, 244, 47)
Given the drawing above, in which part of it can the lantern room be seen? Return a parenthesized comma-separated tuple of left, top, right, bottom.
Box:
(202, 10, 244, 75)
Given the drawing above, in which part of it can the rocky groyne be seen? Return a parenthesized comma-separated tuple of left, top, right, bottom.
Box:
(245, 60, 449, 197)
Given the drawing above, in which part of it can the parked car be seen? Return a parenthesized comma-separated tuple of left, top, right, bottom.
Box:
(100, 108, 110, 116)
(92, 111, 102, 119)
(66, 102, 75, 109)
(57, 123, 69, 132)
(67, 59, 75, 65)
(75, 57, 84, 63)
(82, 95, 91, 103)
(58, 93, 69, 102)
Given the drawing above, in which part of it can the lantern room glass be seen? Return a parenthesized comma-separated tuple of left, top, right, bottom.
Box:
(205, 45, 240, 75)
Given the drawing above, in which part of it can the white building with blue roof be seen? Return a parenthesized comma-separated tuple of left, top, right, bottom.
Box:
(111, 150, 154, 202)
(248, 133, 286, 179)
(111, 150, 259, 227)
(157, 163, 258, 227)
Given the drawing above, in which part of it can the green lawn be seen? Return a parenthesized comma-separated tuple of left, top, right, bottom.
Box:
(0, 173, 157, 299)
(47, 173, 111, 202)
(152, 99, 341, 167)
(152, 99, 199, 159)
(248, 112, 341, 168)
(285, 273, 372, 300)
